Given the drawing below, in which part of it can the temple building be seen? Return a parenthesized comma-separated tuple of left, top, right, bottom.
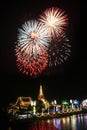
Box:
(38, 85, 44, 100)
(38, 85, 49, 110)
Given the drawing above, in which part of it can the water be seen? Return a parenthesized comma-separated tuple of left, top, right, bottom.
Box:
(5, 114, 87, 130)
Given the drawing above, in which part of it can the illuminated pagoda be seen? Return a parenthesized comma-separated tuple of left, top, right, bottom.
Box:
(38, 85, 49, 109)
(38, 84, 44, 100)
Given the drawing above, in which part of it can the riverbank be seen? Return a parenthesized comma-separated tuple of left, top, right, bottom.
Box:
(34, 109, 87, 120)
(7, 109, 87, 126)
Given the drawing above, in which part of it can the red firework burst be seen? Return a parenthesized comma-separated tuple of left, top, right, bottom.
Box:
(16, 45, 48, 77)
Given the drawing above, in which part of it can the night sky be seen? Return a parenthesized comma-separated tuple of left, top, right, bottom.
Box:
(0, 0, 84, 107)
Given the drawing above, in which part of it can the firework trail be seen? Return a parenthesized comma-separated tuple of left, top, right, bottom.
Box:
(48, 35, 71, 67)
(15, 20, 49, 76)
(39, 7, 68, 39)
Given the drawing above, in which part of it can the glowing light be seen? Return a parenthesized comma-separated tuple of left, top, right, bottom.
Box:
(30, 122, 57, 130)
(53, 119, 61, 129)
(82, 99, 87, 107)
(39, 7, 68, 39)
(62, 100, 69, 106)
(73, 100, 79, 105)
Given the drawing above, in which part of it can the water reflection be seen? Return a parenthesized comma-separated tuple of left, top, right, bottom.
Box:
(8, 114, 87, 130)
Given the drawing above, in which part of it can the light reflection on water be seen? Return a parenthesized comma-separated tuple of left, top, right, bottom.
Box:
(8, 114, 87, 130)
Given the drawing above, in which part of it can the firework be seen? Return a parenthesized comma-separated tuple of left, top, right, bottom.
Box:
(17, 20, 50, 49)
(39, 7, 68, 39)
(15, 20, 50, 76)
(48, 35, 71, 67)
(16, 45, 48, 76)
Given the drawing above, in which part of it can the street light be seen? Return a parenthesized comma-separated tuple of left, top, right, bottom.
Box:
(41, 108, 44, 115)
(31, 100, 36, 115)
(47, 103, 50, 114)
(73, 99, 79, 110)
(62, 100, 69, 112)
(53, 100, 57, 113)
(70, 99, 73, 111)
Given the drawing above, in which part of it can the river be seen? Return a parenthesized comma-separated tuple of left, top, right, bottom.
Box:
(4, 113, 87, 130)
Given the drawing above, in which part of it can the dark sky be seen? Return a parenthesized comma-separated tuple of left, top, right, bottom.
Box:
(0, 0, 84, 106)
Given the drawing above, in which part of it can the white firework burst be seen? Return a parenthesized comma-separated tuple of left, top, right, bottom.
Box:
(17, 20, 50, 50)
(15, 20, 50, 66)
(39, 7, 68, 39)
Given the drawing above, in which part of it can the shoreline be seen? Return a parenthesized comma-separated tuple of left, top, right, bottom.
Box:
(7, 109, 87, 126)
